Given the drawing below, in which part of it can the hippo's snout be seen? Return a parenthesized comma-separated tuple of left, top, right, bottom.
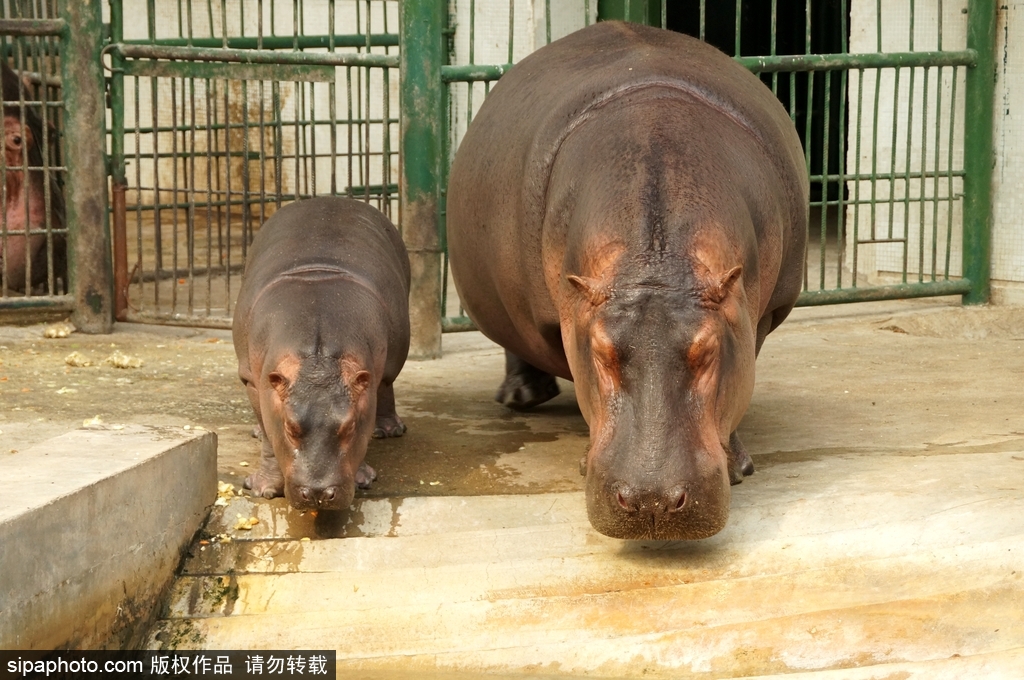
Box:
(587, 467, 731, 540)
(299, 485, 339, 507)
(286, 479, 354, 511)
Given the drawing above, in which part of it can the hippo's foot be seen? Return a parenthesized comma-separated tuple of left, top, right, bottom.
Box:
(243, 468, 285, 499)
(355, 461, 377, 490)
(250, 424, 263, 439)
(727, 431, 755, 485)
(496, 370, 560, 410)
(373, 413, 407, 439)
(496, 352, 560, 410)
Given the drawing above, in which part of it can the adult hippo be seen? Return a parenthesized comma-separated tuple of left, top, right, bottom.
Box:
(233, 197, 410, 510)
(446, 22, 807, 540)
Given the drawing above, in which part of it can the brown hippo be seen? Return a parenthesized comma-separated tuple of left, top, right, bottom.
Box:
(1, 61, 66, 294)
(233, 197, 410, 510)
(446, 22, 807, 540)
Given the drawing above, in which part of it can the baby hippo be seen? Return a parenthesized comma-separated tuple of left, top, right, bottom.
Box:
(233, 197, 410, 510)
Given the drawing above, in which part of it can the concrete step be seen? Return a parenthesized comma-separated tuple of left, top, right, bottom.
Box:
(146, 448, 1024, 678)
(0, 424, 216, 649)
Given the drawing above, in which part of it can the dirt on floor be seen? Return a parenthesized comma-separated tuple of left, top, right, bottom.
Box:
(0, 313, 590, 501)
(3, 296, 1024, 508)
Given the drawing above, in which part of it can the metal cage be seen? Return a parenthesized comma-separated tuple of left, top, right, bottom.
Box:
(106, 0, 400, 327)
(0, 0, 68, 305)
(432, 0, 994, 341)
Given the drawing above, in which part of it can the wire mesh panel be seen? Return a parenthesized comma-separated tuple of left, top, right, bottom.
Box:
(106, 0, 399, 326)
(0, 0, 68, 304)
(438, 0, 988, 329)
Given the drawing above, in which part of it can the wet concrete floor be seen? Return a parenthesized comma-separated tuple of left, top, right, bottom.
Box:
(2, 298, 1024, 676)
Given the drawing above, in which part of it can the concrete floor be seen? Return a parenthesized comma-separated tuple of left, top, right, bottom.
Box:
(3, 298, 1024, 676)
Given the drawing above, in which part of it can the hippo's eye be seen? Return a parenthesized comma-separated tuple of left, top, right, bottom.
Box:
(284, 419, 302, 441)
(337, 417, 355, 440)
(687, 330, 720, 370)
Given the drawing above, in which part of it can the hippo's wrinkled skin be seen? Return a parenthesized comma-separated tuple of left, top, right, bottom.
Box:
(233, 197, 410, 510)
(446, 22, 807, 540)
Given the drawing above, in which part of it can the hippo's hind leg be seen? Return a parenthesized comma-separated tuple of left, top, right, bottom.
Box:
(373, 379, 406, 438)
(244, 435, 286, 499)
(727, 431, 756, 485)
(496, 350, 560, 410)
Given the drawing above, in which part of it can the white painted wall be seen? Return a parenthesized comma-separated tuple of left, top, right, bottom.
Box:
(991, 4, 1024, 300)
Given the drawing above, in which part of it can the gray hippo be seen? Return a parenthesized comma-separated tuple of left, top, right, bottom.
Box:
(233, 197, 410, 510)
(446, 22, 807, 539)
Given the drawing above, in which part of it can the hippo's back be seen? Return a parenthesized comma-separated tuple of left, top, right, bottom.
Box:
(241, 197, 409, 295)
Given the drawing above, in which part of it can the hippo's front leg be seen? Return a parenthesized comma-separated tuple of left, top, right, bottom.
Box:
(496, 350, 560, 410)
(372, 379, 406, 438)
(727, 431, 756, 485)
(244, 435, 286, 499)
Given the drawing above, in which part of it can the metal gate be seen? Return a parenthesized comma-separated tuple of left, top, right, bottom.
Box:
(428, 0, 995, 346)
(105, 0, 400, 328)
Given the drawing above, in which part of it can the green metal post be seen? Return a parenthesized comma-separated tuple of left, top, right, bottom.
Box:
(597, 0, 662, 25)
(400, 0, 445, 358)
(961, 0, 995, 305)
(109, 0, 128, 321)
(62, 0, 113, 332)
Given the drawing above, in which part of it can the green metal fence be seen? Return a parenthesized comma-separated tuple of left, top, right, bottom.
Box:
(93, 0, 994, 354)
(430, 0, 995, 343)
(105, 0, 400, 327)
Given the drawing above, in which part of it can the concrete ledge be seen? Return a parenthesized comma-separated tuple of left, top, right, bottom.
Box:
(0, 425, 217, 649)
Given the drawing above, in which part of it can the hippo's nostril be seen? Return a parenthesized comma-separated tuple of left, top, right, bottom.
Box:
(299, 487, 312, 501)
(12, 135, 20, 145)
(322, 487, 337, 502)
(668, 486, 687, 513)
(614, 485, 637, 512)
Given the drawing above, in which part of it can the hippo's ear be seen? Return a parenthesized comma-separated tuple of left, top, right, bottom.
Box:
(703, 265, 742, 305)
(341, 357, 373, 397)
(568, 274, 610, 307)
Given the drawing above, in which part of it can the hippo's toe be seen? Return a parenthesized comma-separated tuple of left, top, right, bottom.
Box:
(727, 432, 755, 485)
(496, 371, 560, 410)
(355, 461, 377, 489)
(373, 414, 407, 438)
(243, 470, 285, 499)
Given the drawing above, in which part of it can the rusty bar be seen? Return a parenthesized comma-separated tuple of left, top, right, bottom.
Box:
(110, 43, 399, 69)
(0, 19, 65, 36)
(112, 183, 128, 321)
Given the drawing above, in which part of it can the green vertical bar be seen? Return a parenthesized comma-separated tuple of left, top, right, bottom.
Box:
(110, 0, 127, 319)
(401, 0, 445, 358)
(961, 0, 995, 304)
(63, 0, 112, 332)
(598, 0, 659, 25)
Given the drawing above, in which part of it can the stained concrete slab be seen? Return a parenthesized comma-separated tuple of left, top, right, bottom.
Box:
(0, 425, 217, 649)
